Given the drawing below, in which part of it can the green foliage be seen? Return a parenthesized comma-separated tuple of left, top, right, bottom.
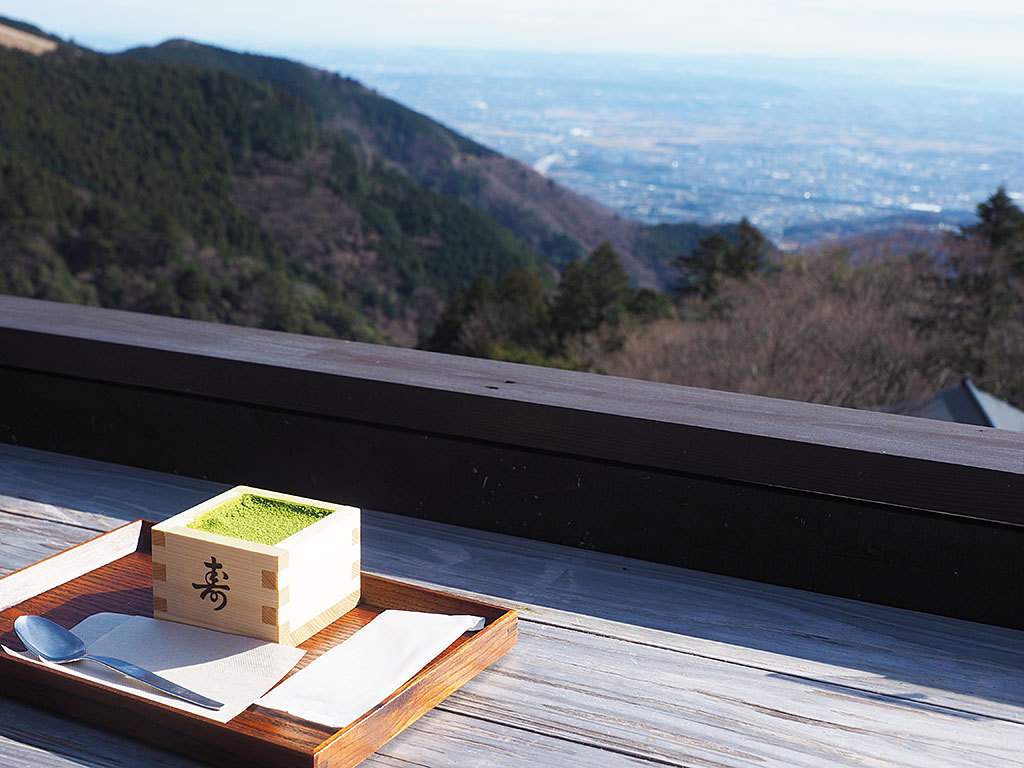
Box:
(939, 187, 1024, 398)
(425, 270, 551, 357)
(0, 48, 315, 260)
(324, 133, 366, 196)
(0, 152, 85, 233)
(0, 237, 99, 305)
(593, 189, 1024, 412)
(628, 288, 673, 322)
(634, 220, 726, 275)
(971, 185, 1024, 273)
(492, 268, 551, 350)
(673, 218, 768, 300)
(550, 260, 598, 337)
(118, 40, 609, 272)
(541, 233, 588, 267)
(426, 241, 670, 365)
(120, 41, 494, 160)
(585, 241, 634, 325)
(0, 47, 385, 341)
(974, 186, 1024, 250)
(360, 163, 547, 298)
(551, 241, 635, 338)
(425, 290, 470, 352)
(0, 43, 550, 345)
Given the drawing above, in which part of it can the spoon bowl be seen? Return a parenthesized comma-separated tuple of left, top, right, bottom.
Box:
(15, 614, 87, 663)
(14, 615, 222, 710)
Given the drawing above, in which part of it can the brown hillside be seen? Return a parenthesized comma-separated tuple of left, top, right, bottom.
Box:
(0, 23, 57, 55)
(231, 151, 443, 345)
(468, 154, 653, 284)
(593, 249, 962, 409)
(120, 39, 718, 289)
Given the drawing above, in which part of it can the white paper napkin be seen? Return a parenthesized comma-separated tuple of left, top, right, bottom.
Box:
(3, 612, 304, 722)
(258, 610, 485, 728)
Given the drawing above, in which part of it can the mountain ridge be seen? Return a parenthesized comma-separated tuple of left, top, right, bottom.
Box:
(0, 17, 729, 351)
(0, 18, 59, 55)
(0, 30, 547, 344)
(121, 38, 719, 288)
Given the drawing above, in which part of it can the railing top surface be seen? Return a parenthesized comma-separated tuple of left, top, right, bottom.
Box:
(2, 296, 1022, 524)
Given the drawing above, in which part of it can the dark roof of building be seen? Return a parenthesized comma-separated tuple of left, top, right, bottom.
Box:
(889, 374, 1024, 432)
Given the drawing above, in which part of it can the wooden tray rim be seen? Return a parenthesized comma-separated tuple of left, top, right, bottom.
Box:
(0, 519, 518, 768)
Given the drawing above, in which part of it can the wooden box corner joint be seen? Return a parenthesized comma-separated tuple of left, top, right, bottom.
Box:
(150, 486, 360, 646)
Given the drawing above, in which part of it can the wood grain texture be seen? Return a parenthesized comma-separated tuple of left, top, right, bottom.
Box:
(359, 510, 1024, 722)
(0, 509, 102, 577)
(153, 522, 287, 642)
(2, 446, 1022, 719)
(0, 523, 516, 768)
(2, 296, 1023, 525)
(0, 520, 145, 610)
(2, 445, 1023, 768)
(0, 696, 658, 768)
(5, 370, 1022, 630)
(445, 622, 1024, 768)
(0, 442, 221, 523)
(152, 487, 361, 645)
(0, 698, 209, 768)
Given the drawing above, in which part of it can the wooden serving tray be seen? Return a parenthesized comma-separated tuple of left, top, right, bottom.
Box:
(0, 520, 518, 768)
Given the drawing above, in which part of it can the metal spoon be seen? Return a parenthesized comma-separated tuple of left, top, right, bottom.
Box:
(14, 615, 223, 710)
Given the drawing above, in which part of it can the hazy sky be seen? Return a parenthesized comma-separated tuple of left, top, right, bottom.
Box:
(7, 0, 1024, 69)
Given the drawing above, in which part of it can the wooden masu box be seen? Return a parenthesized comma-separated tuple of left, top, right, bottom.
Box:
(151, 486, 360, 646)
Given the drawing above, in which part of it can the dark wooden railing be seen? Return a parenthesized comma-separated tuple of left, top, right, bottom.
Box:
(2, 295, 1022, 628)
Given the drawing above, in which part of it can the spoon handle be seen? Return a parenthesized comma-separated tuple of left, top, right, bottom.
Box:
(84, 654, 223, 710)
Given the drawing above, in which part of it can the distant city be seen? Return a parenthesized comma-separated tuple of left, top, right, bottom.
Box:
(321, 48, 1024, 249)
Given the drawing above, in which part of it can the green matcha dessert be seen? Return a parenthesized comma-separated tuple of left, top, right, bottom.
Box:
(186, 493, 333, 546)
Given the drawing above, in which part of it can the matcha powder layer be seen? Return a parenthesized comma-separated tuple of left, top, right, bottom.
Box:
(187, 494, 333, 545)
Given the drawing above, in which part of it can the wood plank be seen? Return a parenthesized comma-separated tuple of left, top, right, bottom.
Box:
(3, 296, 1023, 525)
(0, 520, 144, 610)
(0, 697, 660, 768)
(7, 525, 1015, 768)
(349, 496, 1024, 739)
(360, 510, 1024, 722)
(0, 698, 208, 768)
(1, 445, 1022, 725)
(6, 498, 1020, 735)
(0, 509, 118, 577)
(0, 524, 517, 768)
(2, 445, 1024, 768)
(443, 622, 1024, 768)
(0, 443, 221, 524)
(5, 376, 1022, 633)
(371, 706, 662, 767)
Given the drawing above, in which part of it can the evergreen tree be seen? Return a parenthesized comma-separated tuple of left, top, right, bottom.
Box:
(628, 288, 673, 322)
(0, 46, 545, 343)
(971, 186, 1024, 273)
(424, 291, 468, 352)
(726, 218, 768, 278)
(674, 232, 731, 299)
(552, 241, 633, 337)
(974, 186, 1024, 250)
(551, 258, 597, 338)
(586, 241, 633, 327)
(673, 218, 767, 299)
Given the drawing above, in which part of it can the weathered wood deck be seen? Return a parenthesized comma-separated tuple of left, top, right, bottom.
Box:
(1, 443, 1022, 767)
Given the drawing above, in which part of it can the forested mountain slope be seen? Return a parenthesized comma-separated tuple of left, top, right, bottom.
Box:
(122, 39, 718, 288)
(0, 35, 547, 343)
